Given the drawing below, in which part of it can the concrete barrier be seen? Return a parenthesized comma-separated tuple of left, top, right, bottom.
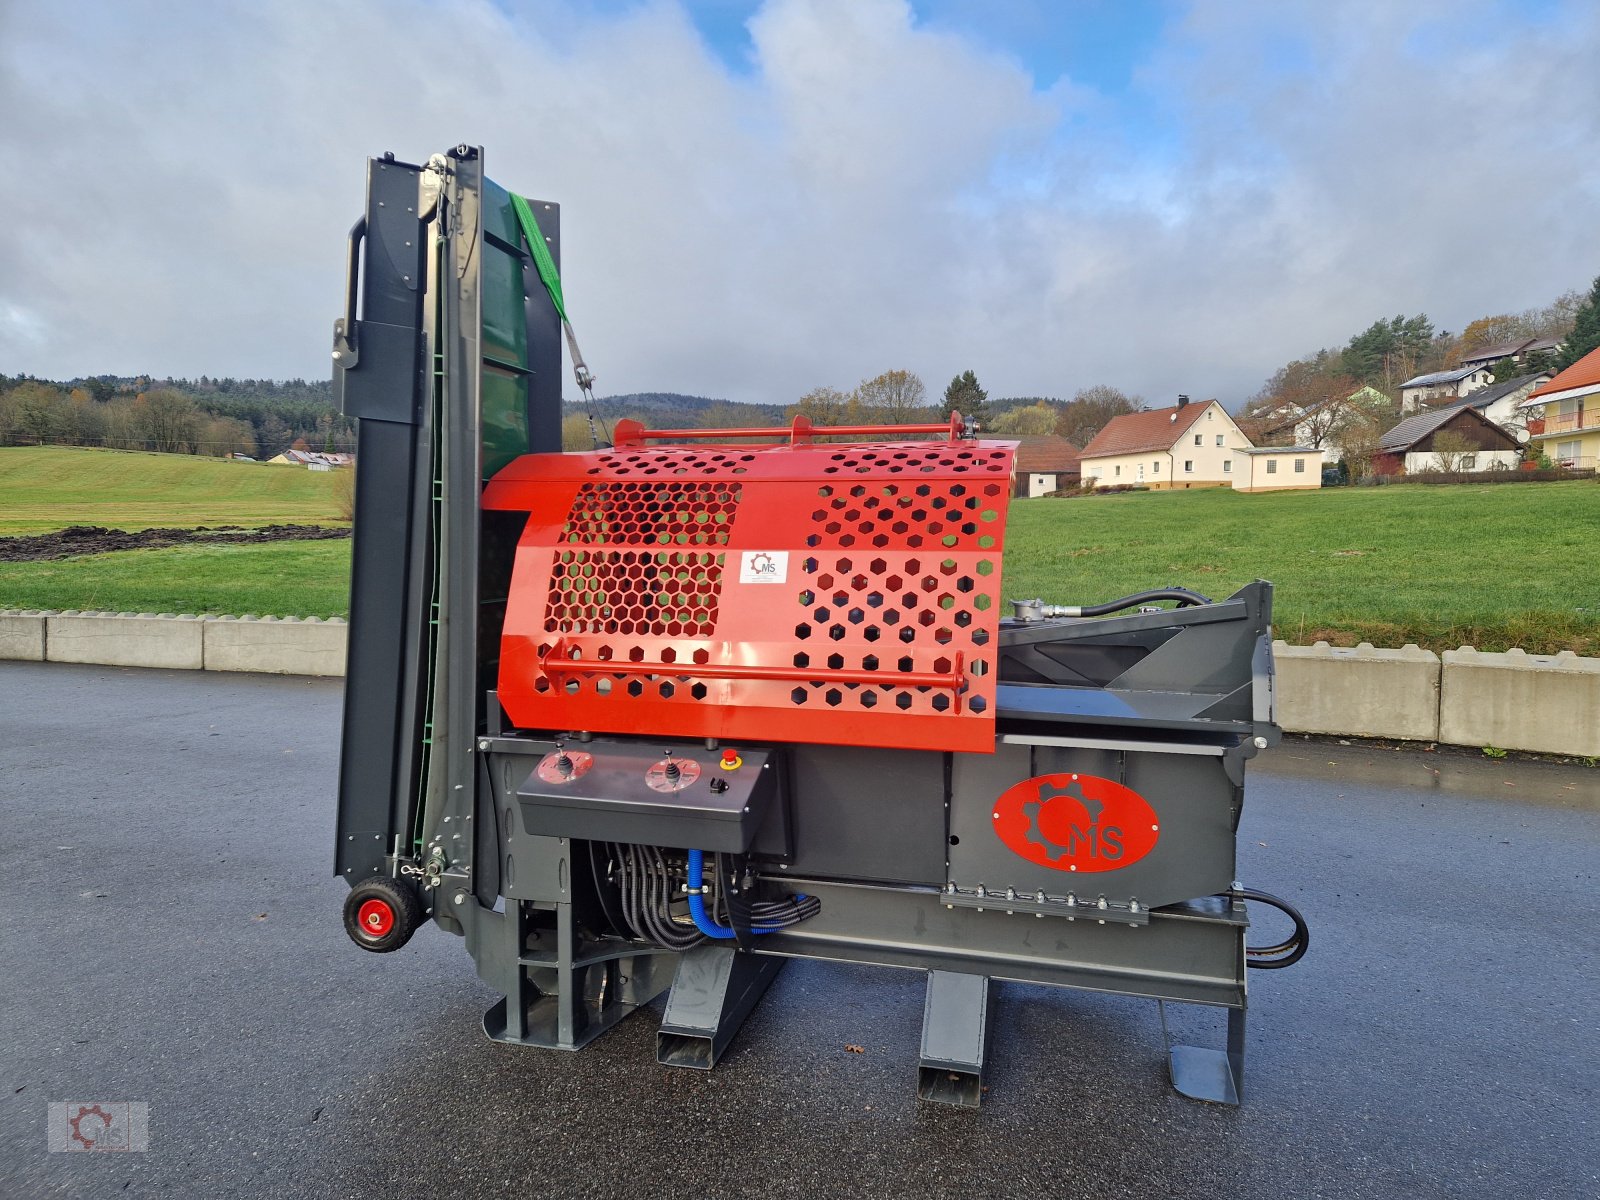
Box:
(1271, 641, 1441, 741)
(7, 611, 1600, 756)
(46, 611, 205, 670)
(204, 615, 348, 677)
(1440, 647, 1600, 757)
(0, 610, 49, 661)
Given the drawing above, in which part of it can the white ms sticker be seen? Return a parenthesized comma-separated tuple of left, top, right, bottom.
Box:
(739, 550, 788, 584)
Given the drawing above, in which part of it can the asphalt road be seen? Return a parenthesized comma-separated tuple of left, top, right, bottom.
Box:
(1, 662, 1596, 1199)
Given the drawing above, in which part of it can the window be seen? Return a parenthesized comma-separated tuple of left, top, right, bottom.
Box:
(1114, 465, 1121, 477)
(1206, 410, 1213, 420)
(1152, 460, 1160, 473)
(1461, 455, 1476, 469)
(1215, 434, 1224, 446)
(1194, 434, 1202, 446)
(1184, 459, 1194, 472)
(1266, 460, 1278, 474)
(1223, 460, 1231, 473)
(1294, 459, 1305, 473)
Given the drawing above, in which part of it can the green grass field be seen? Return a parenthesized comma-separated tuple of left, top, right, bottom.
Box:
(1003, 483, 1600, 654)
(2, 448, 1596, 652)
(0, 445, 341, 534)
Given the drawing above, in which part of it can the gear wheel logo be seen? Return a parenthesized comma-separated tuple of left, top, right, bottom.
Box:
(991, 773, 1161, 873)
(68, 1104, 113, 1149)
(1022, 778, 1103, 862)
(50, 1101, 146, 1152)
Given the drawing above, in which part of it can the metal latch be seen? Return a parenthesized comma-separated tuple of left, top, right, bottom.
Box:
(400, 846, 449, 889)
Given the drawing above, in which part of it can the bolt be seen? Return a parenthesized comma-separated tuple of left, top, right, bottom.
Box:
(478, 740, 490, 750)
(1253, 736, 1268, 748)
(453, 893, 466, 906)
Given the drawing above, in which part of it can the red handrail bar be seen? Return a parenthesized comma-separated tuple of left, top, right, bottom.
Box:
(611, 412, 969, 448)
(541, 645, 966, 712)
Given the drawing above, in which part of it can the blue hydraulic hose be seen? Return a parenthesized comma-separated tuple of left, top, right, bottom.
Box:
(686, 849, 791, 939)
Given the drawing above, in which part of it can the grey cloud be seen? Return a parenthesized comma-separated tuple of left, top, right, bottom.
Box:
(2, 0, 1597, 408)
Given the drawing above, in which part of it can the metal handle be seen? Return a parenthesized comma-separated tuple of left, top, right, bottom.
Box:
(541, 646, 967, 712)
(333, 215, 366, 369)
(611, 412, 970, 448)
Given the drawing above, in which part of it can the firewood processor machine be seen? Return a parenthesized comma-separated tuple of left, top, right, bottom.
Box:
(332, 145, 1307, 1109)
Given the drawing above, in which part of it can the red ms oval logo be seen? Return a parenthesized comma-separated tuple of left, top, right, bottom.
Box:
(992, 773, 1160, 873)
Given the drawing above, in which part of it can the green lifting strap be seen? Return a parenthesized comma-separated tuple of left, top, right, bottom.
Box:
(509, 190, 602, 442)
(510, 192, 567, 323)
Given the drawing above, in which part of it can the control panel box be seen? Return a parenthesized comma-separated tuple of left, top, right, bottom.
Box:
(516, 738, 782, 853)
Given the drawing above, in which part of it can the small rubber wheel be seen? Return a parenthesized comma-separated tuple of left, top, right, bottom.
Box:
(343, 877, 423, 953)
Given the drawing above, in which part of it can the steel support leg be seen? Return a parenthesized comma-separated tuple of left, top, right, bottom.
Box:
(482, 901, 676, 1051)
(1162, 1001, 1246, 1105)
(917, 970, 990, 1107)
(657, 944, 786, 1069)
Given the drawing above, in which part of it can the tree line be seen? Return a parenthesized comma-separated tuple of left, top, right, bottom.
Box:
(0, 374, 354, 458)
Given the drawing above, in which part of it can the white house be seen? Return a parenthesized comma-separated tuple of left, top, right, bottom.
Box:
(1426, 371, 1551, 443)
(1080, 397, 1320, 493)
(1231, 448, 1323, 491)
(1375, 406, 1521, 474)
(1080, 398, 1252, 489)
(1399, 366, 1494, 412)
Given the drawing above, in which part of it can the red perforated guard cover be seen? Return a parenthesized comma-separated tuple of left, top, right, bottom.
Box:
(482, 439, 1016, 753)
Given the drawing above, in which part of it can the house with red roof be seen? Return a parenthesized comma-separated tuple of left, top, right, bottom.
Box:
(1011, 435, 1081, 497)
(1517, 345, 1600, 469)
(1080, 396, 1320, 492)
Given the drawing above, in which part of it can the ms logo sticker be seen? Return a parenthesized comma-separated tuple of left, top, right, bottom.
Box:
(992, 773, 1160, 873)
(739, 550, 788, 584)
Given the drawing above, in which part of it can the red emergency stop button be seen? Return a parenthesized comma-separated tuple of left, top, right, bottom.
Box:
(720, 748, 743, 770)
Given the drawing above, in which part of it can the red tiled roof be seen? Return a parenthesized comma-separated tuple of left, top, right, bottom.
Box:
(1080, 401, 1214, 458)
(1527, 345, 1600, 401)
(1012, 436, 1081, 474)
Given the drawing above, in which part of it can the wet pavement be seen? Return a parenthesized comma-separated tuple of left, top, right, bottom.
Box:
(2, 662, 1596, 1199)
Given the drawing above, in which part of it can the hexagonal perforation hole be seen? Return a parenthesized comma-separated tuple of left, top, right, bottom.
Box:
(546, 547, 725, 638)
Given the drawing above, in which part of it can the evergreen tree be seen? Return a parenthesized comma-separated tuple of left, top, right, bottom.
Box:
(1555, 275, 1600, 369)
(942, 370, 992, 432)
(1340, 314, 1436, 388)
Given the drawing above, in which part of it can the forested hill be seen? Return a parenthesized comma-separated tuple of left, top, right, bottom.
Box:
(571, 393, 786, 427)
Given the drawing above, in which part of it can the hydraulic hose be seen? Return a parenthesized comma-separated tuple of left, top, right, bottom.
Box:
(1011, 588, 1213, 621)
(1239, 887, 1309, 969)
(686, 849, 808, 939)
(1072, 587, 1211, 616)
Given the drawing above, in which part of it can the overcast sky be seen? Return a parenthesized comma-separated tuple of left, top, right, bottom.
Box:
(3, 0, 1598, 407)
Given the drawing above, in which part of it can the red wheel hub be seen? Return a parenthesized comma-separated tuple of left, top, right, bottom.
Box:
(357, 898, 395, 937)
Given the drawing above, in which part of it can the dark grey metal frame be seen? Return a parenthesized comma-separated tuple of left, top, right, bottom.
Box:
(335, 145, 1281, 1111)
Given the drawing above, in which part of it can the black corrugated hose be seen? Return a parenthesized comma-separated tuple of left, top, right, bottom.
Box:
(1239, 887, 1309, 969)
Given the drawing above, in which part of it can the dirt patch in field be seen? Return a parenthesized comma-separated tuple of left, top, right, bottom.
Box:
(0, 524, 351, 562)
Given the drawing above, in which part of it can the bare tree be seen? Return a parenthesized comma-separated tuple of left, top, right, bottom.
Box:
(1338, 416, 1383, 482)
(787, 386, 854, 427)
(1055, 385, 1139, 446)
(1430, 429, 1476, 472)
(854, 370, 929, 425)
